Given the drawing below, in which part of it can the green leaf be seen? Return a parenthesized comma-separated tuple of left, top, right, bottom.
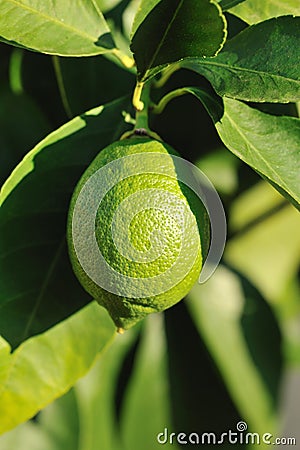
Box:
(120, 315, 179, 450)
(0, 0, 115, 56)
(0, 302, 116, 435)
(0, 325, 138, 447)
(187, 265, 282, 434)
(182, 16, 300, 103)
(94, 0, 123, 14)
(182, 88, 300, 209)
(230, 0, 300, 25)
(53, 55, 134, 117)
(215, 98, 300, 209)
(0, 96, 131, 348)
(130, 0, 161, 37)
(131, 0, 227, 82)
(0, 87, 50, 186)
(218, 0, 246, 11)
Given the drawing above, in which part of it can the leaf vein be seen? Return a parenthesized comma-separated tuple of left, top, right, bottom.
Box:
(20, 237, 65, 342)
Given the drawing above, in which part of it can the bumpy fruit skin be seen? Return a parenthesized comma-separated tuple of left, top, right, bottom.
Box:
(67, 137, 210, 330)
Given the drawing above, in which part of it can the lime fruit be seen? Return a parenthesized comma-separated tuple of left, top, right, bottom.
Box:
(67, 137, 210, 330)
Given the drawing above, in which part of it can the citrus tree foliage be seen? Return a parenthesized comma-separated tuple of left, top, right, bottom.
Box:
(0, 0, 299, 444)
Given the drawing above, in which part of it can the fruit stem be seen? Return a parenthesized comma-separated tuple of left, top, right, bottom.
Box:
(122, 82, 162, 140)
(132, 81, 145, 112)
(151, 88, 188, 115)
(133, 81, 151, 130)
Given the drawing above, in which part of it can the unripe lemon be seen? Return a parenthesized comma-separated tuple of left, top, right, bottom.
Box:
(67, 137, 210, 331)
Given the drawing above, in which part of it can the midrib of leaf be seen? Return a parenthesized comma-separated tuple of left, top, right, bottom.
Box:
(5, 0, 112, 46)
(223, 113, 294, 197)
(189, 59, 300, 85)
(20, 237, 66, 342)
(145, 0, 184, 77)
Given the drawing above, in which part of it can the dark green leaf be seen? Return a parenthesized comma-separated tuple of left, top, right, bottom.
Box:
(130, 0, 161, 37)
(131, 0, 227, 82)
(0, 0, 115, 56)
(0, 96, 131, 348)
(53, 55, 135, 116)
(0, 88, 50, 186)
(182, 16, 300, 103)
(0, 302, 115, 435)
(230, 0, 300, 25)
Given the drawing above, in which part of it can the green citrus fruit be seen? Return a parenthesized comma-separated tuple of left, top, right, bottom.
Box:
(67, 136, 210, 331)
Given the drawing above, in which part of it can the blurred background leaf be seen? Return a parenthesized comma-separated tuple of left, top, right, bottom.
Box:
(187, 265, 282, 435)
(229, 0, 300, 24)
(120, 315, 178, 450)
(225, 181, 300, 367)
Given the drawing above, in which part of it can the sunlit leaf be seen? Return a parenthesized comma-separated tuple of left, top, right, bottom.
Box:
(0, 0, 115, 56)
(0, 302, 116, 434)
